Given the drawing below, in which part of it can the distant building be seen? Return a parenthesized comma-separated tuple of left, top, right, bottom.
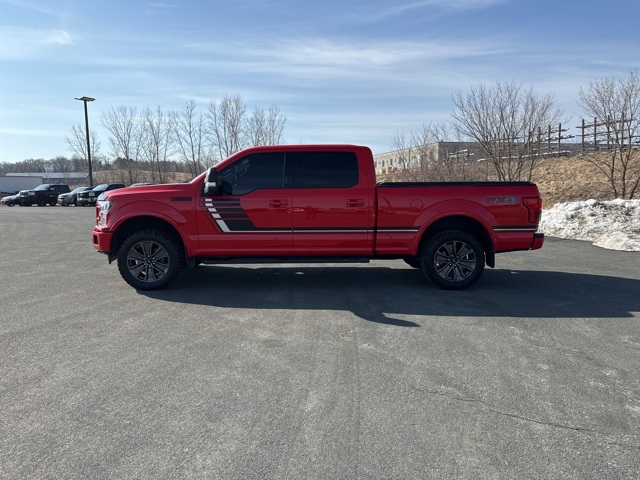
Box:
(1, 172, 89, 193)
(373, 141, 582, 175)
(373, 142, 481, 175)
(0, 176, 43, 193)
(6, 172, 89, 182)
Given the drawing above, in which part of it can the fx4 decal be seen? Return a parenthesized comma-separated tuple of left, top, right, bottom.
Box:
(485, 196, 517, 205)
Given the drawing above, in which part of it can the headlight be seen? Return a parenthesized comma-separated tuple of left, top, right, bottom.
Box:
(89, 192, 95, 197)
(97, 200, 114, 226)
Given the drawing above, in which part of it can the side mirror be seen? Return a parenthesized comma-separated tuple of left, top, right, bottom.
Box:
(204, 168, 219, 195)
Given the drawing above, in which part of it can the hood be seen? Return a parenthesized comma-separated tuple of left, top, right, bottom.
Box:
(98, 183, 193, 202)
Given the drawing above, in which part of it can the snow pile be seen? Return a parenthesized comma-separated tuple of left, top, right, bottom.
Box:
(539, 199, 640, 252)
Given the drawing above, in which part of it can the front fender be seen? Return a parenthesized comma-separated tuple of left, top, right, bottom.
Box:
(109, 200, 192, 250)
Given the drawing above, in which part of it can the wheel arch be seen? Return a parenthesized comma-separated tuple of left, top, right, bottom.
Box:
(416, 215, 495, 268)
(110, 215, 188, 266)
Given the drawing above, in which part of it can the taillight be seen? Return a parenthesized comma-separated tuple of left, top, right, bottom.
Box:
(523, 197, 543, 224)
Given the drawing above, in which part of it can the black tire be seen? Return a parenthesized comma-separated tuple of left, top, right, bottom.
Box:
(420, 230, 485, 290)
(117, 230, 182, 290)
(49, 200, 57, 206)
(37, 198, 46, 206)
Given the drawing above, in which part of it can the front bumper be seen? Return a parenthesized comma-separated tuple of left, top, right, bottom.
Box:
(92, 227, 113, 253)
(78, 198, 96, 206)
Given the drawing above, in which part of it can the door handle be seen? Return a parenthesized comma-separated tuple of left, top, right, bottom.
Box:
(269, 199, 288, 208)
(346, 199, 365, 208)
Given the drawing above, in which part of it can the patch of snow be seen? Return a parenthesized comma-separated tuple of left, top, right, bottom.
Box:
(539, 199, 640, 252)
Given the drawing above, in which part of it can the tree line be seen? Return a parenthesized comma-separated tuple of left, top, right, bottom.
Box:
(0, 94, 287, 184)
(72, 94, 286, 184)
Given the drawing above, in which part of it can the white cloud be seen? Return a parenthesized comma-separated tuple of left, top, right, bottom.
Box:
(362, 0, 506, 22)
(0, 127, 64, 136)
(0, 27, 74, 59)
(46, 29, 73, 45)
(147, 1, 177, 8)
(180, 37, 507, 86)
(0, 0, 60, 17)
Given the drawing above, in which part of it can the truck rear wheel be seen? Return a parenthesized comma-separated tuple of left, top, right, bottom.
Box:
(117, 230, 182, 290)
(420, 230, 484, 290)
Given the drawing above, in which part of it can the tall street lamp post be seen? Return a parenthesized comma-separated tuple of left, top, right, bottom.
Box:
(75, 96, 95, 186)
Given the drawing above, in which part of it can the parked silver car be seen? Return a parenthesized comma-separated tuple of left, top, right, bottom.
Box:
(58, 186, 92, 206)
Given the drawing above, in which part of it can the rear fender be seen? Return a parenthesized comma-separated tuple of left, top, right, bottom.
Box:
(413, 199, 497, 255)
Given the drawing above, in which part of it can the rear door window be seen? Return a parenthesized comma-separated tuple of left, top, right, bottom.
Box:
(289, 151, 359, 188)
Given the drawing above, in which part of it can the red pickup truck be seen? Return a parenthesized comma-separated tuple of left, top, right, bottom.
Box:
(92, 144, 543, 290)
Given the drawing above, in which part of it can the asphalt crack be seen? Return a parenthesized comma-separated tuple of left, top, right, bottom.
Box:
(426, 389, 640, 451)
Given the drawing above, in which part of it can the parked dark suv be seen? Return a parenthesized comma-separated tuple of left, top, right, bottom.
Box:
(18, 184, 70, 206)
(77, 183, 125, 206)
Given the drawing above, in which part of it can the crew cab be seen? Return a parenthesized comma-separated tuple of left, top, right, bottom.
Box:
(92, 145, 543, 290)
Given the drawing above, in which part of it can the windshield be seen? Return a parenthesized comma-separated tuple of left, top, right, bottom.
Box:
(34, 184, 50, 191)
(92, 184, 108, 192)
(70, 187, 88, 194)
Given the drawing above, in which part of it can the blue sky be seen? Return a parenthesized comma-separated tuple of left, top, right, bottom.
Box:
(1, 0, 639, 163)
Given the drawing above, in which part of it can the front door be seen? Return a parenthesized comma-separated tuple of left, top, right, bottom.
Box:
(196, 152, 292, 256)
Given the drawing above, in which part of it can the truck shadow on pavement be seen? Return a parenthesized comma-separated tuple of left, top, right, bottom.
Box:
(140, 265, 640, 327)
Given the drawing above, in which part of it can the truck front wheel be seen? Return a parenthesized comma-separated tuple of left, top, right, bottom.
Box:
(420, 230, 484, 290)
(117, 230, 182, 290)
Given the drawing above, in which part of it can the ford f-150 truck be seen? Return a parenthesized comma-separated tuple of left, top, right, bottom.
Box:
(92, 145, 544, 290)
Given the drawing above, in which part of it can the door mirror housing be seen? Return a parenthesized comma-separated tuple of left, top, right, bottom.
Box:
(204, 168, 219, 195)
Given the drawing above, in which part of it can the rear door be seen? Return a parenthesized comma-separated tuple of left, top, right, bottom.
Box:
(196, 152, 293, 255)
(290, 150, 374, 255)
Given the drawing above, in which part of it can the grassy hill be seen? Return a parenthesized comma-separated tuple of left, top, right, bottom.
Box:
(532, 155, 615, 207)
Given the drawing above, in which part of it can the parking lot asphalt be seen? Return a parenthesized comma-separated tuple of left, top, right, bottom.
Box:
(1, 206, 639, 479)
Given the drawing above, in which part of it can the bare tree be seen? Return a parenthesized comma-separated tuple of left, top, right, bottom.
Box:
(578, 69, 640, 199)
(451, 81, 562, 181)
(208, 94, 246, 159)
(174, 100, 211, 176)
(410, 122, 459, 181)
(48, 156, 72, 173)
(142, 106, 175, 183)
(262, 105, 286, 145)
(65, 124, 101, 171)
(388, 132, 420, 180)
(244, 107, 267, 147)
(18, 158, 48, 172)
(101, 106, 144, 185)
(387, 122, 481, 182)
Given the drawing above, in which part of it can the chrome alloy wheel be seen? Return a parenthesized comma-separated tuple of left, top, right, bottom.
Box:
(433, 239, 477, 282)
(126, 240, 171, 283)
